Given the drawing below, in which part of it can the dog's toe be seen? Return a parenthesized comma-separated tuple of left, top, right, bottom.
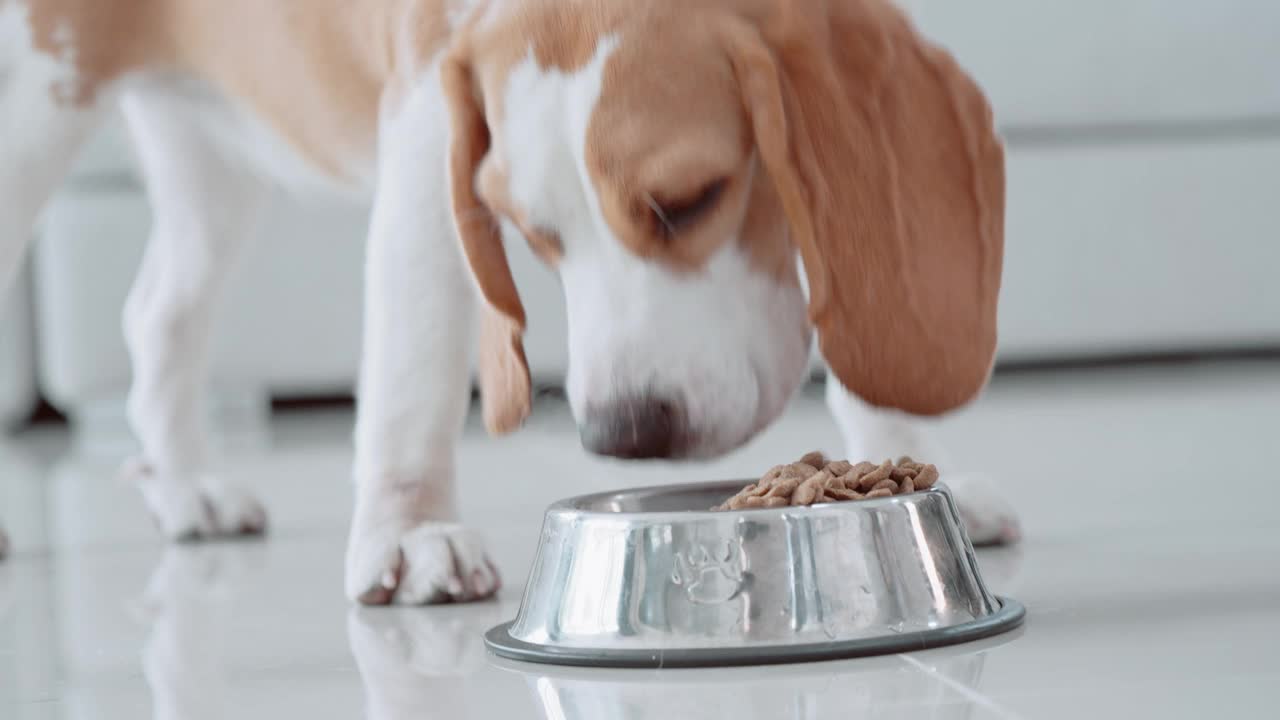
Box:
(201, 478, 269, 536)
(143, 484, 219, 541)
(127, 461, 268, 541)
(347, 523, 500, 606)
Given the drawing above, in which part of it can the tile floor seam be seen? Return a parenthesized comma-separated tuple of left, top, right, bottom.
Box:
(896, 653, 1026, 720)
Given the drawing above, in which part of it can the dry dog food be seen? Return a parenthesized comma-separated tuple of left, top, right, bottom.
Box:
(712, 451, 939, 511)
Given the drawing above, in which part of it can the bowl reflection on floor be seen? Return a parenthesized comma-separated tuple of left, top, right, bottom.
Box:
(492, 629, 1022, 720)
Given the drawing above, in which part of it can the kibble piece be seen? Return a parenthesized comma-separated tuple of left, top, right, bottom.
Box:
(825, 486, 865, 501)
(825, 460, 854, 477)
(871, 478, 899, 493)
(890, 465, 918, 481)
(785, 462, 819, 478)
(793, 470, 835, 505)
(811, 469, 839, 488)
(813, 468, 839, 486)
(763, 477, 801, 498)
(865, 488, 894, 499)
(899, 477, 915, 494)
(857, 461, 894, 491)
(798, 451, 827, 469)
(851, 461, 876, 478)
(792, 484, 819, 506)
(914, 464, 940, 489)
(741, 495, 789, 508)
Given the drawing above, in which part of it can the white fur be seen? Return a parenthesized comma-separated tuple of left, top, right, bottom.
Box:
(116, 80, 280, 538)
(825, 379, 1021, 545)
(344, 61, 498, 604)
(0, 1, 103, 290)
(498, 41, 812, 456)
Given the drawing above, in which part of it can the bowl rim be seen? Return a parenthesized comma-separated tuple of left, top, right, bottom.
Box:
(485, 624, 1025, 680)
(484, 596, 1025, 669)
(546, 479, 951, 518)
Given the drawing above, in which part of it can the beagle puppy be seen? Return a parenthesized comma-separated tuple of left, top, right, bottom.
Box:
(0, 0, 1012, 602)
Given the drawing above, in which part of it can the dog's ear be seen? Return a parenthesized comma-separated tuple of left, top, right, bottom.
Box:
(441, 50, 531, 435)
(720, 3, 1005, 415)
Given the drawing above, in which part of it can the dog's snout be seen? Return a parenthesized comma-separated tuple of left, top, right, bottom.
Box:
(579, 395, 688, 459)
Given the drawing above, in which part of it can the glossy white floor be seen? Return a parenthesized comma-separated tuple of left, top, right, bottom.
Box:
(2, 360, 1278, 719)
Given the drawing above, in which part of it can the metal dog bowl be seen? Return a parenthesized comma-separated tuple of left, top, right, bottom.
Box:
(485, 481, 1024, 668)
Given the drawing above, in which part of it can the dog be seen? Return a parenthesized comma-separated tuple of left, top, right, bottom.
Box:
(0, 0, 1017, 601)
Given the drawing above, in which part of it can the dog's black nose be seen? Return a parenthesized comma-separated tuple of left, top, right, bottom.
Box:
(579, 395, 687, 459)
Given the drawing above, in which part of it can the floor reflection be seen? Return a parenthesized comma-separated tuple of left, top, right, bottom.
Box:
(342, 595, 1022, 720)
(139, 546, 250, 720)
(504, 646, 998, 720)
(347, 604, 506, 720)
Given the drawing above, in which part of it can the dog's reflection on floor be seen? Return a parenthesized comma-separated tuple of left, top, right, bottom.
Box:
(134, 543, 1022, 720)
(136, 540, 505, 720)
(347, 605, 1013, 720)
(347, 604, 507, 720)
(139, 546, 242, 720)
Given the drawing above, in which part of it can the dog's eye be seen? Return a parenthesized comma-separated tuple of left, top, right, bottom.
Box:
(647, 178, 728, 239)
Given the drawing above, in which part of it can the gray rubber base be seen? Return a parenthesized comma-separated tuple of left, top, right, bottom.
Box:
(484, 596, 1025, 669)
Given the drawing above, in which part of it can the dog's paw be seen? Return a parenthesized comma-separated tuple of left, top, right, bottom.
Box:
(946, 473, 1022, 546)
(346, 521, 501, 606)
(125, 460, 268, 541)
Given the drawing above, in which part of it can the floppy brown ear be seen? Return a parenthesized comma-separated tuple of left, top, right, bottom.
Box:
(440, 52, 531, 435)
(721, 3, 1005, 415)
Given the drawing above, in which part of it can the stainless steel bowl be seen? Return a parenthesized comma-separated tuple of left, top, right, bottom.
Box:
(485, 481, 1023, 668)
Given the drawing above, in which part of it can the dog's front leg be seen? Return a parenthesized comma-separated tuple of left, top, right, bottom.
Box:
(345, 72, 499, 605)
(825, 378, 1021, 545)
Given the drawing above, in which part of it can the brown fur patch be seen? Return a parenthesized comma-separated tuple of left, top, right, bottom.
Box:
(463, 2, 799, 281)
(584, 10, 756, 272)
(21, 0, 447, 180)
(720, 2, 1005, 414)
(23, 0, 172, 105)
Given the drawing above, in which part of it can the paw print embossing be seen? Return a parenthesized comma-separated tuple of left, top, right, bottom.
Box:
(671, 538, 744, 605)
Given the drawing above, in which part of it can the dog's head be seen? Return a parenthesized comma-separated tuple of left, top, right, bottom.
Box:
(441, 0, 1004, 459)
